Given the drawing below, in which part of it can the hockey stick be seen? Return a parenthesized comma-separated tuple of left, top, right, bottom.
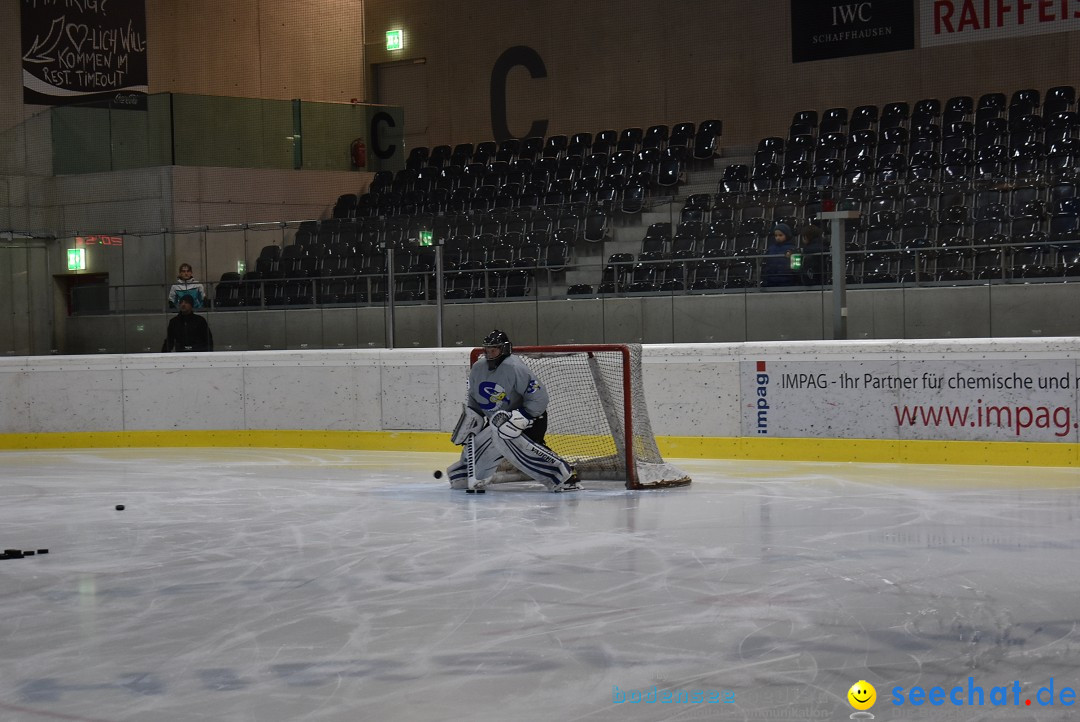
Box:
(465, 434, 485, 493)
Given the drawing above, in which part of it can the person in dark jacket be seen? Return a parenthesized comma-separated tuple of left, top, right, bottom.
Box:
(761, 222, 799, 287)
(798, 223, 829, 286)
(162, 295, 213, 352)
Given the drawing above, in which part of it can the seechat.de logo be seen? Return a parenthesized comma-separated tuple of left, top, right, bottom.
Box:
(847, 679, 876, 719)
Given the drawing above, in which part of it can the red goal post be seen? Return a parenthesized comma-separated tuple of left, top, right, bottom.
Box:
(468, 343, 691, 490)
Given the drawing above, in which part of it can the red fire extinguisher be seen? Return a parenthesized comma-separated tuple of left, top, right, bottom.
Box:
(350, 139, 367, 169)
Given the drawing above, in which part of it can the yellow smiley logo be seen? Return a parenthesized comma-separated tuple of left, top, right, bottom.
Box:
(847, 680, 876, 711)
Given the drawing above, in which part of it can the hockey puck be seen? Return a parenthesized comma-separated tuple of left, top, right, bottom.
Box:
(475, 488, 486, 494)
(433, 470, 443, 479)
(115, 505, 125, 511)
(5, 551, 23, 559)
(3, 549, 18, 555)
(37, 549, 49, 554)
(22, 551, 35, 556)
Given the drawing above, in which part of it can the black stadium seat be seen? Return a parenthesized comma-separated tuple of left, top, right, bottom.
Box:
(292, 81, 1080, 305)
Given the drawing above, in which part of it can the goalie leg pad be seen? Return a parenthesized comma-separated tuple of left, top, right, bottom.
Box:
(447, 426, 502, 489)
(490, 431, 572, 487)
(469, 426, 503, 481)
(451, 405, 486, 446)
(447, 457, 470, 489)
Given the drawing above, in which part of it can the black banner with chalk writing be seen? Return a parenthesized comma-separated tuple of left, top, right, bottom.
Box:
(21, 0, 148, 108)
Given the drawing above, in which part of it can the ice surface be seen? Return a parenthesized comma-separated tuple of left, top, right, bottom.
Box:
(1, 449, 1079, 721)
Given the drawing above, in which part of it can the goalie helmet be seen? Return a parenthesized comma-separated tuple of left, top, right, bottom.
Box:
(482, 329, 512, 369)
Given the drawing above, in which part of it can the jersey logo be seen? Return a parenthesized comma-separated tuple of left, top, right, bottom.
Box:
(526, 379, 540, 394)
(477, 381, 508, 410)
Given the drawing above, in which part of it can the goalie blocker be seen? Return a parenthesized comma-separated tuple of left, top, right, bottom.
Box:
(446, 342, 690, 491)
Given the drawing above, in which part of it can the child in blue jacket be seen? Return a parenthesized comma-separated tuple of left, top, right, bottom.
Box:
(761, 222, 799, 287)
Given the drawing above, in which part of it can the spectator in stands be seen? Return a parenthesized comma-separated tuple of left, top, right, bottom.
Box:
(761, 222, 799, 287)
(168, 263, 206, 309)
(798, 224, 828, 285)
(162, 295, 213, 352)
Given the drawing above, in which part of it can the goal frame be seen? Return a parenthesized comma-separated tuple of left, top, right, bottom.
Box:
(468, 343, 690, 490)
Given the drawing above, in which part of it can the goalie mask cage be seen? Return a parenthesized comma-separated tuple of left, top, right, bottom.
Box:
(469, 344, 691, 489)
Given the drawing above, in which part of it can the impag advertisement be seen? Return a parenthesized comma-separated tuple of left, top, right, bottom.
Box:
(742, 357, 1080, 442)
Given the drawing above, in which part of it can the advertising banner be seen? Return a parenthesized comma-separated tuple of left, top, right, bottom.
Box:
(920, 0, 1080, 47)
(792, 0, 916, 62)
(743, 358, 1080, 442)
(21, 0, 148, 108)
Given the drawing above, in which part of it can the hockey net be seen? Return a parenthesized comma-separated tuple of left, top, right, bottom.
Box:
(469, 344, 691, 489)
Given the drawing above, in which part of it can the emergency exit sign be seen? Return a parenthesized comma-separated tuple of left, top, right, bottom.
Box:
(67, 248, 86, 271)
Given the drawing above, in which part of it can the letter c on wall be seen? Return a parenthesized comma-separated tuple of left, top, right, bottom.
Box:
(370, 111, 397, 160)
(490, 46, 548, 142)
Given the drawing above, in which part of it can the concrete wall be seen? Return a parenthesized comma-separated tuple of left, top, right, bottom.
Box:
(0, 239, 53, 356)
(36, 166, 363, 235)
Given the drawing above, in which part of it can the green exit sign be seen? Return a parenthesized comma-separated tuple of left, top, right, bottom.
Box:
(419, 230, 433, 247)
(386, 29, 403, 51)
(67, 248, 86, 271)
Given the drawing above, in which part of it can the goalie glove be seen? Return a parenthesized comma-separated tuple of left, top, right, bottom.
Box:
(492, 409, 531, 439)
(451, 405, 486, 445)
